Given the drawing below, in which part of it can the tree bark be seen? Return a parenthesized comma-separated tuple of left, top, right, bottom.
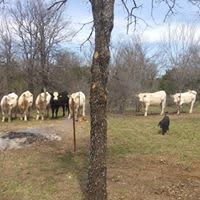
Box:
(87, 1, 114, 200)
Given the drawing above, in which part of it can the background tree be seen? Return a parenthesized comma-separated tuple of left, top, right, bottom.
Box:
(159, 24, 200, 94)
(0, 19, 16, 94)
(10, 0, 71, 93)
(108, 37, 157, 113)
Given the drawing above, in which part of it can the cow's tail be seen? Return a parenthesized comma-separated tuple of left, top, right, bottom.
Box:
(43, 87, 47, 106)
(5, 96, 8, 104)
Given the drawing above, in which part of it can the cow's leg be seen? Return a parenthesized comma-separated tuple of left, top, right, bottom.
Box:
(27, 107, 31, 120)
(46, 106, 49, 118)
(66, 104, 70, 116)
(24, 108, 29, 121)
(55, 107, 59, 118)
(36, 109, 40, 120)
(20, 114, 23, 120)
(2, 111, 5, 122)
(68, 106, 72, 119)
(189, 101, 194, 113)
(177, 104, 180, 115)
(62, 105, 65, 117)
(51, 108, 55, 118)
(24, 113, 27, 121)
(8, 109, 12, 122)
(19, 109, 23, 120)
(144, 104, 149, 117)
(82, 103, 86, 117)
(41, 110, 44, 120)
(160, 102, 164, 115)
(75, 107, 78, 121)
(24, 109, 28, 121)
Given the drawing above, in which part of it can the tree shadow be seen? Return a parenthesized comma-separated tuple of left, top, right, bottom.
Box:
(56, 148, 89, 199)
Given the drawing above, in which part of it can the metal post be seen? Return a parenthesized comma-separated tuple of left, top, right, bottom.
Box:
(72, 98, 76, 153)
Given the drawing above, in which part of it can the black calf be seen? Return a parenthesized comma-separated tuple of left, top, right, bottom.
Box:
(50, 91, 69, 119)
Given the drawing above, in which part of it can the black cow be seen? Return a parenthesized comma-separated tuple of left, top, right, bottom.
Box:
(50, 91, 69, 119)
(158, 112, 170, 135)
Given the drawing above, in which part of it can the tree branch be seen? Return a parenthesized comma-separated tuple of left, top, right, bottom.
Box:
(121, 0, 143, 33)
(80, 25, 94, 50)
(151, 0, 177, 22)
(48, 0, 68, 10)
(70, 20, 94, 49)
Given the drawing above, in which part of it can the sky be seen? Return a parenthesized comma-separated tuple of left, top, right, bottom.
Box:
(62, 0, 200, 52)
(2, 0, 200, 56)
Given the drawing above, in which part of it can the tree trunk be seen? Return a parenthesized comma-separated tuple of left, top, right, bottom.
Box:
(87, 1, 114, 200)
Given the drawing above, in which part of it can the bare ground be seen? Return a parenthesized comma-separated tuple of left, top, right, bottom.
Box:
(1, 117, 200, 200)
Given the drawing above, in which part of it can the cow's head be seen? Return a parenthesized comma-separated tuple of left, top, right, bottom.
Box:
(53, 92, 59, 100)
(137, 93, 146, 102)
(24, 91, 33, 105)
(7, 94, 18, 107)
(171, 94, 181, 104)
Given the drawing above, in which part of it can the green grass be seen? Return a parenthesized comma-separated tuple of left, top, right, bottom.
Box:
(108, 113, 200, 161)
(1, 109, 200, 199)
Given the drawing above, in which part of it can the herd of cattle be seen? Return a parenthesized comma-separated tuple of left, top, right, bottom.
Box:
(137, 90, 197, 116)
(0, 89, 198, 122)
(0, 90, 86, 122)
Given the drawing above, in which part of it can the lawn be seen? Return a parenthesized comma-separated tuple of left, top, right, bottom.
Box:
(0, 109, 200, 199)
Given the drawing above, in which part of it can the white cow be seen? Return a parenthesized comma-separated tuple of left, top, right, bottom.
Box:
(18, 90, 33, 121)
(35, 92, 51, 120)
(171, 90, 197, 114)
(137, 90, 166, 117)
(0, 92, 18, 122)
(68, 91, 86, 121)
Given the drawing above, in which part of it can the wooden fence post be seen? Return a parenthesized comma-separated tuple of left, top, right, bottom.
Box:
(72, 98, 76, 153)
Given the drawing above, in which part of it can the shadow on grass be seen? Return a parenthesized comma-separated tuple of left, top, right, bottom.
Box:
(57, 150, 89, 199)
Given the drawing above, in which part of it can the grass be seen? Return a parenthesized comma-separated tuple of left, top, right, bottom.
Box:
(107, 113, 200, 161)
(1, 106, 200, 199)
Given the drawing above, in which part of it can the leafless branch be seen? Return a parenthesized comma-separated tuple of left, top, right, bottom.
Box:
(121, 0, 143, 33)
(71, 21, 93, 39)
(189, 0, 200, 9)
(80, 25, 94, 50)
(48, 0, 68, 10)
(163, 0, 176, 22)
(151, 0, 177, 22)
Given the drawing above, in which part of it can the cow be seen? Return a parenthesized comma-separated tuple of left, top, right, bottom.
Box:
(0, 92, 18, 122)
(136, 90, 166, 117)
(171, 90, 197, 115)
(35, 91, 51, 120)
(18, 90, 33, 121)
(158, 112, 170, 135)
(68, 91, 86, 121)
(50, 91, 69, 119)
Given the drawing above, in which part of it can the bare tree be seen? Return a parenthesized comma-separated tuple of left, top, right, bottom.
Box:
(10, 0, 71, 92)
(108, 37, 157, 112)
(0, 19, 15, 93)
(160, 24, 200, 92)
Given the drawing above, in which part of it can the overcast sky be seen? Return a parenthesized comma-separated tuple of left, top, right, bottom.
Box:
(63, 0, 200, 51)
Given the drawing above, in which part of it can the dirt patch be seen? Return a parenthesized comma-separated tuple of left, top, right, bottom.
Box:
(108, 155, 200, 200)
(0, 128, 61, 150)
